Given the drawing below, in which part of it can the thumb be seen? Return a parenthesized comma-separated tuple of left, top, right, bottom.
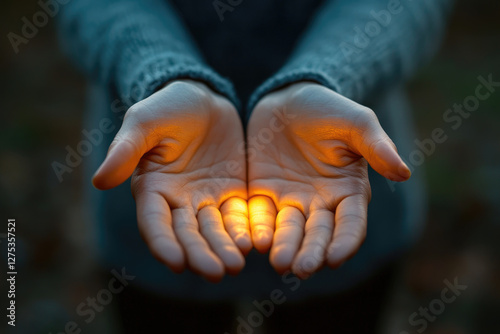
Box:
(92, 116, 153, 190)
(351, 117, 411, 182)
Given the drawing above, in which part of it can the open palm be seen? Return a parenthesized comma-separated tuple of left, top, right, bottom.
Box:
(93, 80, 250, 282)
(247, 82, 411, 279)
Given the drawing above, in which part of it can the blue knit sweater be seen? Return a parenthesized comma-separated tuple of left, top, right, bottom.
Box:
(58, 0, 453, 300)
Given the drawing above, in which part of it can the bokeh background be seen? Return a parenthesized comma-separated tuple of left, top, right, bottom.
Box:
(1, 0, 499, 333)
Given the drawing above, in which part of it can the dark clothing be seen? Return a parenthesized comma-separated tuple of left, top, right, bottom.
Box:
(57, 0, 453, 300)
(116, 262, 398, 333)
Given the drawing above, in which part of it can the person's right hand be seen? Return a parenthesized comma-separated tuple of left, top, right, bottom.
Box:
(92, 80, 251, 282)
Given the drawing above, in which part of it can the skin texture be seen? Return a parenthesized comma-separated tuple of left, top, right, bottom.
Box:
(92, 80, 251, 282)
(93, 79, 410, 282)
(247, 82, 411, 279)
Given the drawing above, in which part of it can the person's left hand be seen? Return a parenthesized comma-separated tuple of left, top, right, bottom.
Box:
(247, 82, 411, 279)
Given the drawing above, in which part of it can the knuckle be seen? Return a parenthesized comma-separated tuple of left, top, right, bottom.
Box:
(344, 223, 366, 241)
(176, 219, 199, 231)
(224, 211, 248, 224)
(353, 106, 377, 128)
(367, 137, 386, 158)
(124, 103, 144, 120)
(250, 208, 274, 219)
(339, 212, 365, 225)
(201, 219, 221, 232)
(306, 224, 331, 237)
(276, 218, 299, 229)
(251, 221, 272, 229)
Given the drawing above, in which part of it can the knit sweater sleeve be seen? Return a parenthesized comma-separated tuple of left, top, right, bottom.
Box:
(57, 0, 239, 108)
(248, 0, 454, 112)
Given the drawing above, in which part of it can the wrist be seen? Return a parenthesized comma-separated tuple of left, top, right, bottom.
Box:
(262, 80, 321, 99)
(166, 78, 237, 109)
(160, 78, 211, 93)
(253, 81, 324, 115)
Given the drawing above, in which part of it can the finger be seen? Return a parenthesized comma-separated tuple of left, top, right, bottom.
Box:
(220, 197, 252, 255)
(326, 194, 368, 268)
(249, 196, 277, 253)
(270, 207, 305, 274)
(92, 111, 155, 190)
(135, 191, 185, 273)
(198, 206, 245, 275)
(172, 207, 225, 282)
(350, 112, 411, 182)
(292, 209, 334, 279)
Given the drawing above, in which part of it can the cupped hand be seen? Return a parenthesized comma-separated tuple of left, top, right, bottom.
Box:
(247, 82, 411, 279)
(93, 80, 251, 282)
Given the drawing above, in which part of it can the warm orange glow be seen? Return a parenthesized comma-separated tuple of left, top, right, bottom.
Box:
(248, 196, 276, 226)
(226, 197, 247, 214)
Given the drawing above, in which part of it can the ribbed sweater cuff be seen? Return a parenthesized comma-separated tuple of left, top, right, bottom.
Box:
(119, 52, 240, 110)
(247, 65, 344, 118)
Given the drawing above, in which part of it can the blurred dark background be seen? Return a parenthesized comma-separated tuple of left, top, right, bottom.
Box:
(1, 0, 499, 333)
